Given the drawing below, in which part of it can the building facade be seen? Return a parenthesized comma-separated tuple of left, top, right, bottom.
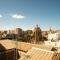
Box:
(48, 33, 59, 41)
(32, 25, 42, 43)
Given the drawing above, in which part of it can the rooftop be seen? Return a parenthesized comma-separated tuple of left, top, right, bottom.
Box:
(20, 47, 60, 60)
(0, 40, 60, 60)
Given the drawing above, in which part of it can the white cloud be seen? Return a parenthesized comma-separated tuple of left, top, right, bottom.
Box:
(12, 14, 25, 19)
(0, 15, 2, 18)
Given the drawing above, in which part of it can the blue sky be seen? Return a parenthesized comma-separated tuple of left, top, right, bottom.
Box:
(0, 0, 60, 30)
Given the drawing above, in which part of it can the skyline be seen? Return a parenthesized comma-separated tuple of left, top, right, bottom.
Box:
(0, 0, 60, 30)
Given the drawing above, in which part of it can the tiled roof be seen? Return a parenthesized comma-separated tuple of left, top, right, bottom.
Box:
(20, 47, 60, 60)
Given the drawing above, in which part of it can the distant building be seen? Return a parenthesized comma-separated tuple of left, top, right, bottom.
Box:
(57, 30, 60, 40)
(48, 33, 59, 41)
(42, 31, 48, 38)
(24, 30, 32, 35)
(48, 28, 55, 34)
(48, 28, 60, 41)
(45, 29, 60, 47)
(2, 31, 7, 38)
(0, 31, 2, 39)
(7, 30, 15, 34)
(15, 28, 23, 35)
(24, 30, 32, 42)
(32, 25, 42, 43)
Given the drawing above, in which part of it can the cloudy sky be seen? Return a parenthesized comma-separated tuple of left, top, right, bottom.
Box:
(0, 0, 60, 30)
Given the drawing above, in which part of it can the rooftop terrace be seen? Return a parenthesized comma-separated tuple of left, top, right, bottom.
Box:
(0, 39, 60, 60)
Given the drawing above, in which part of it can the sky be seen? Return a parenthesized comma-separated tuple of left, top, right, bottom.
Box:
(0, 0, 60, 31)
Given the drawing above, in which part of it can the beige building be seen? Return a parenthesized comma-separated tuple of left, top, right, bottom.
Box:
(15, 28, 23, 35)
(32, 25, 42, 43)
